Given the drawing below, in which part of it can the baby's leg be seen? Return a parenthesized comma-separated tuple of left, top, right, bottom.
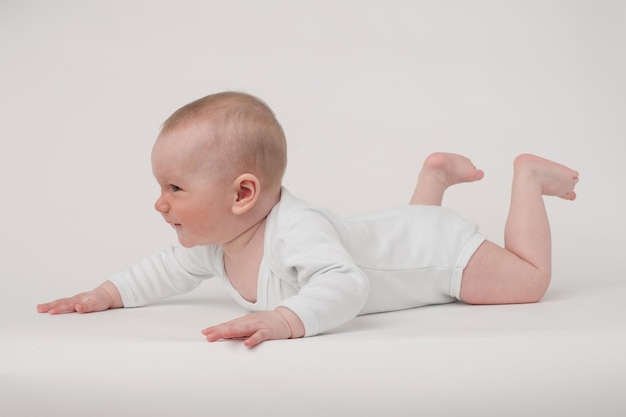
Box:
(460, 154, 579, 304)
(410, 152, 484, 205)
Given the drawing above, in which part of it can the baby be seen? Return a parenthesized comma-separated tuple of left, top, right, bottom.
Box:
(37, 92, 579, 347)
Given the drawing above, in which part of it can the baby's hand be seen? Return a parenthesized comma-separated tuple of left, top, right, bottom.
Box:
(37, 280, 123, 315)
(201, 307, 305, 348)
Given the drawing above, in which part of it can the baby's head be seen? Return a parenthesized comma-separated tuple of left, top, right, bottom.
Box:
(151, 92, 287, 247)
(157, 91, 287, 193)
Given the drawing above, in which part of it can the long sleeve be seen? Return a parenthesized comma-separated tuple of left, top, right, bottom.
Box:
(108, 245, 219, 307)
(267, 208, 370, 337)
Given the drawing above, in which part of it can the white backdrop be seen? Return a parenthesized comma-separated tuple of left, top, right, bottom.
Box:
(1, 1, 625, 415)
(2, 0, 624, 299)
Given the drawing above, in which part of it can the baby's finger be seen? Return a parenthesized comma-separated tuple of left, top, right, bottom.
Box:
(36, 302, 53, 313)
(201, 326, 230, 342)
(37, 296, 77, 314)
(46, 302, 77, 315)
(75, 297, 101, 313)
(243, 329, 271, 348)
(202, 321, 256, 342)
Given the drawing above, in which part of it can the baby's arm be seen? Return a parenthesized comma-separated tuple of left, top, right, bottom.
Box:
(36, 280, 123, 314)
(38, 245, 214, 314)
(203, 208, 369, 347)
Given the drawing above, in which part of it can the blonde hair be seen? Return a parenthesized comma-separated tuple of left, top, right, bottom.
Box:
(161, 92, 287, 190)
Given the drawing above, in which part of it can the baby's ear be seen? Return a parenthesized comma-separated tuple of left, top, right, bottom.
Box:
(232, 173, 260, 215)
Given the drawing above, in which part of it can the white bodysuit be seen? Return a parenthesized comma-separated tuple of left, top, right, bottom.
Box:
(109, 188, 486, 337)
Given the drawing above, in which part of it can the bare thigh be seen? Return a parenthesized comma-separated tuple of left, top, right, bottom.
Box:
(459, 241, 549, 305)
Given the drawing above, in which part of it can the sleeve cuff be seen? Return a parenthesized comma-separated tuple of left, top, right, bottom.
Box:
(278, 298, 320, 337)
(107, 274, 137, 308)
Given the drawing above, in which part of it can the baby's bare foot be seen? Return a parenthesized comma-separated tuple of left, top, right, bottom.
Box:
(514, 154, 579, 200)
(421, 152, 484, 189)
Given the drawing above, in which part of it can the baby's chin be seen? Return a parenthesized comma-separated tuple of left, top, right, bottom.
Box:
(176, 235, 198, 248)
(177, 235, 213, 248)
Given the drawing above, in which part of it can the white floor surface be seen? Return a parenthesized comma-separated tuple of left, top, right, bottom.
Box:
(3, 273, 625, 417)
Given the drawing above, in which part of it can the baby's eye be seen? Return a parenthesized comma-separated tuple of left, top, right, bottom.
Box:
(170, 184, 182, 192)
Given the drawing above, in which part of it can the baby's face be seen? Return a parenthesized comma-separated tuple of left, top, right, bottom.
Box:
(151, 129, 236, 248)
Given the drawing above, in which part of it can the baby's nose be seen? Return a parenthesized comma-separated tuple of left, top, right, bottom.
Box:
(154, 196, 169, 213)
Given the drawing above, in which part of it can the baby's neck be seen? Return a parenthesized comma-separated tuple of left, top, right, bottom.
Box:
(222, 217, 267, 303)
(220, 186, 280, 302)
(223, 215, 266, 255)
